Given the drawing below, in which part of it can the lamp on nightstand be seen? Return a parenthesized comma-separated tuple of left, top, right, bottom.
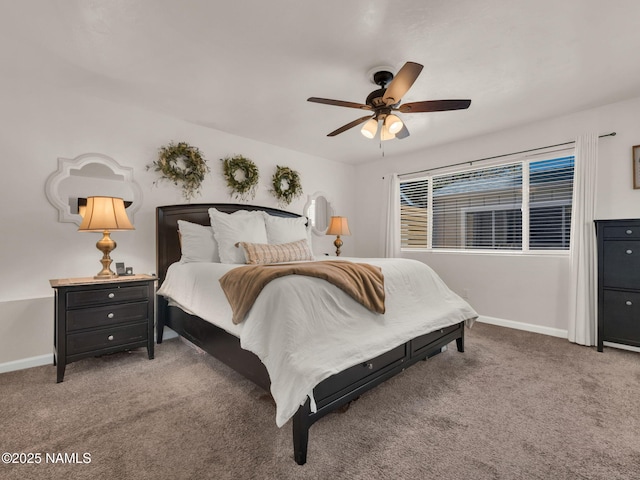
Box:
(326, 216, 351, 256)
(78, 196, 134, 278)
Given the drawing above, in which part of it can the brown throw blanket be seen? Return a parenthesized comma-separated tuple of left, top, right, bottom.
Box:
(219, 260, 385, 324)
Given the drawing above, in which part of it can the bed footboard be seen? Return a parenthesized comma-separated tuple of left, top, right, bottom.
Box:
(292, 321, 464, 465)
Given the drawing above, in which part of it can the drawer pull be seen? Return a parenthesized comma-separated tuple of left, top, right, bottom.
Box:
(108, 293, 115, 299)
(626, 300, 633, 306)
(107, 312, 115, 319)
(626, 230, 633, 235)
(107, 335, 114, 341)
(626, 249, 633, 255)
(364, 362, 373, 370)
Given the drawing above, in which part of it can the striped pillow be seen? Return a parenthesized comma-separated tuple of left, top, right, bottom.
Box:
(236, 239, 314, 265)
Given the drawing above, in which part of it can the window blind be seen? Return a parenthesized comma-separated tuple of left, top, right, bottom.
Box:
(529, 156, 574, 250)
(400, 178, 429, 248)
(432, 163, 523, 250)
(399, 155, 574, 252)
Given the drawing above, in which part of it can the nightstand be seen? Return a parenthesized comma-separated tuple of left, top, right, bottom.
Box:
(50, 274, 156, 382)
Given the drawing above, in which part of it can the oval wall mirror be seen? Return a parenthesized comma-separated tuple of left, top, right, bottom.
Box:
(45, 153, 143, 226)
(303, 191, 334, 236)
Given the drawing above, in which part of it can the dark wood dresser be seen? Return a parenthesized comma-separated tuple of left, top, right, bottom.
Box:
(595, 219, 640, 352)
(50, 274, 156, 382)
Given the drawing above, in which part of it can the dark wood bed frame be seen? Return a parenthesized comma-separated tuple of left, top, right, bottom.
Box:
(156, 203, 465, 465)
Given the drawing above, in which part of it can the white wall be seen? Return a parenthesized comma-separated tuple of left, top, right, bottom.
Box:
(0, 79, 356, 367)
(354, 95, 640, 335)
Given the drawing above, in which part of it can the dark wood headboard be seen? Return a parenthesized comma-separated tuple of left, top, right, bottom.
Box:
(156, 203, 302, 283)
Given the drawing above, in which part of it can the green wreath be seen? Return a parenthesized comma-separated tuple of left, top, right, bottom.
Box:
(221, 155, 259, 201)
(271, 165, 303, 206)
(148, 141, 209, 201)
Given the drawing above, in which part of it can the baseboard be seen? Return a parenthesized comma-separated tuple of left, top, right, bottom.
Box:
(477, 315, 568, 339)
(0, 354, 53, 374)
(0, 329, 179, 375)
(163, 328, 179, 340)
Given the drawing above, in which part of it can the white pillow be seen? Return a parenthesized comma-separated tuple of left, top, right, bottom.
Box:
(263, 214, 309, 244)
(208, 208, 268, 264)
(177, 220, 219, 263)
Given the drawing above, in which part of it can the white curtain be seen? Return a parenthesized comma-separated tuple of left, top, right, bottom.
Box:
(567, 134, 599, 345)
(383, 173, 401, 258)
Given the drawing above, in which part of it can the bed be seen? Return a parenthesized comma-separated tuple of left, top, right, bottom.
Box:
(155, 203, 477, 465)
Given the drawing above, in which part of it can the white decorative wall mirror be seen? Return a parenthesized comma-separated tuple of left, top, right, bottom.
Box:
(303, 191, 334, 236)
(45, 153, 143, 226)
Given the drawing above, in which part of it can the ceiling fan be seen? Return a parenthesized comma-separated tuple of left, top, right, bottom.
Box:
(307, 61, 471, 141)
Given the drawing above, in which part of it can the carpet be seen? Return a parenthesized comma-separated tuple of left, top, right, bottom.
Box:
(1, 323, 638, 479)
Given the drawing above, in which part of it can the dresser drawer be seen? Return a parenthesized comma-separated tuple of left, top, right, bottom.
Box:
(602, 289, 640, 344)
(66, 285, 149, 308)
(314, 344, 406, 403)
(67, 322, 148, 356)
(602, 241, 640, 289)
(602, 225, 640, 240)
(67, 301, 148, 332)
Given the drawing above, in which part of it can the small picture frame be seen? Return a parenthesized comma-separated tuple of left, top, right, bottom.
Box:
(115, 262, 126, 276)
(634, 145, 640, 189)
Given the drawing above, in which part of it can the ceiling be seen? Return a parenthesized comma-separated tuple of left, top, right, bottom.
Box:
(3, 0, 640, 164)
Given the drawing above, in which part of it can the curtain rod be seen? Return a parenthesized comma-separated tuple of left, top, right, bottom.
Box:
(396, 132, 616, 178)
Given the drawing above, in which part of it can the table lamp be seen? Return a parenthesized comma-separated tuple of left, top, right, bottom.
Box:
(326, 216, 351, 256)
(78, 196, 134, 278)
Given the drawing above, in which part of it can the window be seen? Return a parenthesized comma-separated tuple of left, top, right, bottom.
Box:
(400, 178, 429, 248)
(399, 155, 574, 252)
(528, 157, 574, 250)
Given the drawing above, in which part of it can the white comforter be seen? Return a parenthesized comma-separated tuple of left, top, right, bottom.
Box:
(157, 257, 477, 427)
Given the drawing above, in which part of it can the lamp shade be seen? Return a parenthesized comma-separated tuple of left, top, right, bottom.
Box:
(326, 216, 351, 236)
(380, 122, 396, 142)
(385, 114, 403, 134)
(360, 118, 378, 139)
(78, 196, 134, 232)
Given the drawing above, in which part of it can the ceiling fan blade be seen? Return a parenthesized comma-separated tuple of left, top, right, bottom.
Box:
(382, 62, 424, 105)
(308, 97, 372, 110)
(327, 115, 373, 137)
(398, 99, 471, 113)
(395, 124, 410, 139)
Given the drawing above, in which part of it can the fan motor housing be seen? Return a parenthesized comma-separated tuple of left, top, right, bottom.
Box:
(366, 89, 386, 108)
(366, 70, 395, 108)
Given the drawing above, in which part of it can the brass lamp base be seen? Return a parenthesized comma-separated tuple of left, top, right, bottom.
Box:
(94, 230, 118, 279)
(333, 235, 343, 257)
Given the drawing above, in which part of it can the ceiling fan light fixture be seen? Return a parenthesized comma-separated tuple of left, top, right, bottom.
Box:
(307, 61, 470, 142)
(385, 114, 403, 134)
(361, 118, 378, 139)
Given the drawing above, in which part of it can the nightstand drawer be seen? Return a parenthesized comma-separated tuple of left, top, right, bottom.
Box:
(67, 322, 148, 356)
(67, 301, 148, 331)
(66, 285, 149, 308)
(603, 226, 640, 239)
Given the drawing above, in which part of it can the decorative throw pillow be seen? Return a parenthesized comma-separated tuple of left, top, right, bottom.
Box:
(208, 208, 268, 264)
(177, 220, 219, 263)
(237, 239, 314, 265)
